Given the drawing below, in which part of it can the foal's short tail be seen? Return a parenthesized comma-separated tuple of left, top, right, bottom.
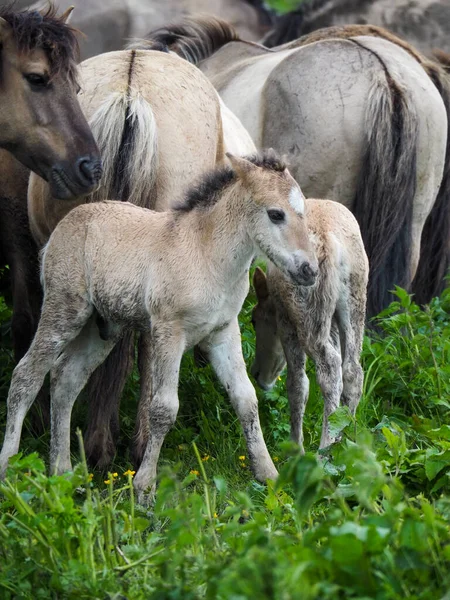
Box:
(411, 66, 450, 304)
(353, 70, 419, 318)
(88, 89, 158, 207)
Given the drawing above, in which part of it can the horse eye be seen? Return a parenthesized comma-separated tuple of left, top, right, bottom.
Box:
(267, 209, 286, 224)
(24, 73, 48, 88)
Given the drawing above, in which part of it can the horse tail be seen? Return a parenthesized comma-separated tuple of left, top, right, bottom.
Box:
(88, 80, 158, 207)
(411, 64, 450, 303)
(352, 57, 419, 317)
(83, 50, 158, 467)
(129, 16, 239, 65)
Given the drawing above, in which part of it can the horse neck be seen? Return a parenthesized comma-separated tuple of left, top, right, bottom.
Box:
(187, 183, 255, 283)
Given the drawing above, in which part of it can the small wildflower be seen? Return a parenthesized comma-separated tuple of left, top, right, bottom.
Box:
(240, 462, 247, 468)
(123, 469, 136, 477)
(273, 457, 279, 463)
(201, 455, 210, 462)
(214, 512, 218, 518)
(112, 472, 118, 478)
(190, 470, 199, 476)
(277, 376, 282, 381)
(88, 473, 94, 481)
(239, 455, 246, 461)
(104, 479, 110, 485)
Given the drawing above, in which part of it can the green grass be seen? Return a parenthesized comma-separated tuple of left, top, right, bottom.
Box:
(0, 283, 449, 599)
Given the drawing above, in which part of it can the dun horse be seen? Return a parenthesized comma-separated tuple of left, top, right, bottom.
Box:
(251, 199, 368, 451)
(0, 5, 101, 198)
(0, 152, 318, 503)
(146, 17, 449, 314)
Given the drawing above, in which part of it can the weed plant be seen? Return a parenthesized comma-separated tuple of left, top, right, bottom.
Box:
(0, 285, 449, 599)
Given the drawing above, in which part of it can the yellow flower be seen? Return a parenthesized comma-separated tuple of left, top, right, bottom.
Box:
(239, 455, 246, 461)
(240, 462, 247, 468)
(214, 512, 218, 518)
(104, 479, 110, 485)
(112, 472, 118, 478)
(201, 455, 210, 462)
(190, 470, 199, 476)
(273, 457, 279, 463)
(277, 376, 282, 381)
(123, 469, 136, 477)
(88, 473, 94, 481)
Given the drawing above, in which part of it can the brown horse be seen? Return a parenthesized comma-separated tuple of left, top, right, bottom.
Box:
(0, 5, 101, 199)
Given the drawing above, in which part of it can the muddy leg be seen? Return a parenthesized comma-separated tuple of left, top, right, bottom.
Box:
(50, 317, 119, 474)
(202, 319, 278, 482)
(313, 341, 343, 449)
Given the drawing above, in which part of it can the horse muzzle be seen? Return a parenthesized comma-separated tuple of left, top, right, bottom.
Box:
(289, 259, 318, 287)
(50, 155, 103, 199)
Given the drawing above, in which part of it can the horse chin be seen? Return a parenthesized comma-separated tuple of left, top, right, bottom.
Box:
(257, 377, 277, 392)
(49, 169, 81, 200)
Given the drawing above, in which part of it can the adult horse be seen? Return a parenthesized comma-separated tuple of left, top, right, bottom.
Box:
(0, 5, 101, 199)
(146, 18, 449, 314)
(27, 46, 254, 467)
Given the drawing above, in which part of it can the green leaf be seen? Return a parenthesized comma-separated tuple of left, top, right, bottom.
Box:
(328, 406, 353, 438)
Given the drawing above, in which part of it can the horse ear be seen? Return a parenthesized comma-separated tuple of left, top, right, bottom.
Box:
(60, 6, 75, 24)
(253, 267, 269, 301)
(0, 17, 12, 43)
(226, 153, 255, 180)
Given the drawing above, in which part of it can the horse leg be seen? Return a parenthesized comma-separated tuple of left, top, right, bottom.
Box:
(84, 331, 135, 468)
(313, 340, 343, 450)
(200, 319, 278, 482)
(277, 319, 309, 451)
(0, 295, 92, 477)
(133, 323, 185, 504)
(336, 287, 365, 416)
(132, 332, 152, 467)
(50, 317, 120, 474)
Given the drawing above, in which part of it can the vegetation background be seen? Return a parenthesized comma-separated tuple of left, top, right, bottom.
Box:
(1, 1, 450, 597)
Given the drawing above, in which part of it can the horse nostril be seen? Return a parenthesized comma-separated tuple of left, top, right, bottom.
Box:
(301, 262, 313, 279)
(77, 157, 103, 186)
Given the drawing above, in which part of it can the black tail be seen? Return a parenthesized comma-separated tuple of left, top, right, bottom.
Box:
(352, 61, 418, 317)
(411, 65, 450, 303)
(130, 16, 239, 64)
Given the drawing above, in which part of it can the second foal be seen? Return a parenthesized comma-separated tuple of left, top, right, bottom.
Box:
(0, 152, 318, 502)
(251, 199, 368, 451)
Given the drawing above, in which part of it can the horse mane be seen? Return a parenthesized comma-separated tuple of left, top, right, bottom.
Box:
(129, 16, 240, 65)
(175, 151, 287, 213)
(0, 3, 79, 83)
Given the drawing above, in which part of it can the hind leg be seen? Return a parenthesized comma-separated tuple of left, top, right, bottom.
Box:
(336, 280, 366, 416)
(84, 331, 135, 468)
(278, 319, 309, 451)
(0, 294, 92, 477)
(312, 339, 343, 450)
(50, 317, 120, 474)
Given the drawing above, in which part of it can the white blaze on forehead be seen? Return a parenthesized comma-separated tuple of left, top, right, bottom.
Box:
(289, 186, 305, 215)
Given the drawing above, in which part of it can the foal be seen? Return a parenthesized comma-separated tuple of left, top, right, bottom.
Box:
(0, 152, 318, 502)
(251, 199, 368, 451)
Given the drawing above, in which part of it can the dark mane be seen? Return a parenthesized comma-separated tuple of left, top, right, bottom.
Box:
(175, 151, 287, 213)
(129, 16, 240, 65)
(0, 3, 79, 82)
